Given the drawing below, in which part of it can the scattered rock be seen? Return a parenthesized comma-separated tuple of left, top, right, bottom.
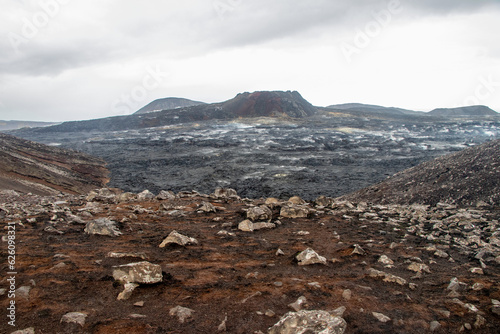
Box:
(430, 321, 441, 332)
(213, 187, 239, 199)
(11, 328, 35, 334)
(247, 205, 273, 221)
(288, 196, 306, 205)
(253, 222, 276, 230)
(218, 315, 228, 332)
(238, 220, 255, 232)
(296, 248, 327, 266)
(288, 296, 308, 312)
(268, 310, 347, 334)
(157, 190, 176, 200)
(137, 190, 155, 201)
(407, 262, 431, 274)
(372, 312, 391, 323)
(474, 315, 486, 329)
(378, 255, 394, 266)
(60, 312, 87, 327)
(280, 205, 309, 218)
(107, 251, 148, 260)
(159, 230, 198, 247)
(199, 201, 217, 213)
(112, 261, 163, 284)
(434, 250, 449, 258)
(342, 289, 352, 301)
(169, 306, 194, 323)
(84, 218, 122, 237)
(16, 286, 31, 300)
(367, 268, 407, 286)
(470, 267, 484, 275)
(117, 282, 139, 300)
(350, 244, 366, 256)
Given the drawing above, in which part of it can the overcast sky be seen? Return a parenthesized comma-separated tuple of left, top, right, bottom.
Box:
(1, 0, 499, 121)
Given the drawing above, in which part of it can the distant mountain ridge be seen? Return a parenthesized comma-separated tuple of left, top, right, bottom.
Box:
(8, 91, 499, 135)
(134, 97, 205, 114)
(0, 120, 58, 131)
(428, 105, 498, 117)
(327, 103, 422, 116)
(12, 91, 317, 133)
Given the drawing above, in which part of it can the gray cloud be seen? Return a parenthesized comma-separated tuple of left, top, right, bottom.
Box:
(1, 0, 499, 121)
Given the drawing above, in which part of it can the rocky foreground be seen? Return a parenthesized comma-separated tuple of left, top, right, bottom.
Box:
(1, 188, 499, 333)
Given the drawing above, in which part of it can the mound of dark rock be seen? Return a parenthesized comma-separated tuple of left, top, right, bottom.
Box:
(0, 133, 109, 195)
(339, 139, 500, 207)
(429, 105, 498, 117)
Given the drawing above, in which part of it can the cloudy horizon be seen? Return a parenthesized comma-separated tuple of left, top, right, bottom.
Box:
(1, 0, 499, 122)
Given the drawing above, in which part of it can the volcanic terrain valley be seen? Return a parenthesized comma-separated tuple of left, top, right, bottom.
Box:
(1, 91, 500, 333)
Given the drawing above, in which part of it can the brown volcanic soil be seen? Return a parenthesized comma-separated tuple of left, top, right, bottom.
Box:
(0, 133, 109, 195)
(340, 139, 500, 207)
(1, 190, 499, 333)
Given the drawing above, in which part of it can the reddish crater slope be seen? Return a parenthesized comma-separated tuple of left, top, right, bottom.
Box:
(0, 133, 109, 195)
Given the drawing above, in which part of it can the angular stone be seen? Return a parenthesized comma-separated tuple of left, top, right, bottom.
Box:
(268, 310, 347, 334)
(265, 198, 281, 207)
(430, 321, 441, 332)
(407, 262, 431, 274)
(159, 230, 198, 247)
(447, 277, 468, 293)
(288, 196, 306, 205)
(137, 190, 155, 201)
(169, 306, 194, 323)
(289, 296, 308, 312)
(213, 187, 238, 199)
(107, 252, 148, 260)
(117, 192, 136, 202)
(117, 283, 139, 300)
(378, 255, 394, 265)
(60, 312, 87, 327)
(367, 268, 407, 286)
(84, 218, 122, 237)
(238, 220, 255, 232)
(296, 248, 327, 266)
(332, 306, 347, 317)
(351, 244, 366, 256)
(11, 328, 35, 334)
(342, 289, 352, 301)
(16, 286, 31, 300)
(199, 201, 217, 213)
(474, 315, 486, 329)
(112, 261, 163, 284)
(280, 206, 309, 218)
(253, 222, 276, 230)
(247, 205, 272, 221)
(434, 250, 449, 258)
(157, 190, 176, 200)
(470, 267, 484, 275)
(372, 312, 391, 323)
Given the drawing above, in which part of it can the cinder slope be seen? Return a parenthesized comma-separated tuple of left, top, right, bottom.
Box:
(0, 133, 109, 195)
(339, 139, 500, 207)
